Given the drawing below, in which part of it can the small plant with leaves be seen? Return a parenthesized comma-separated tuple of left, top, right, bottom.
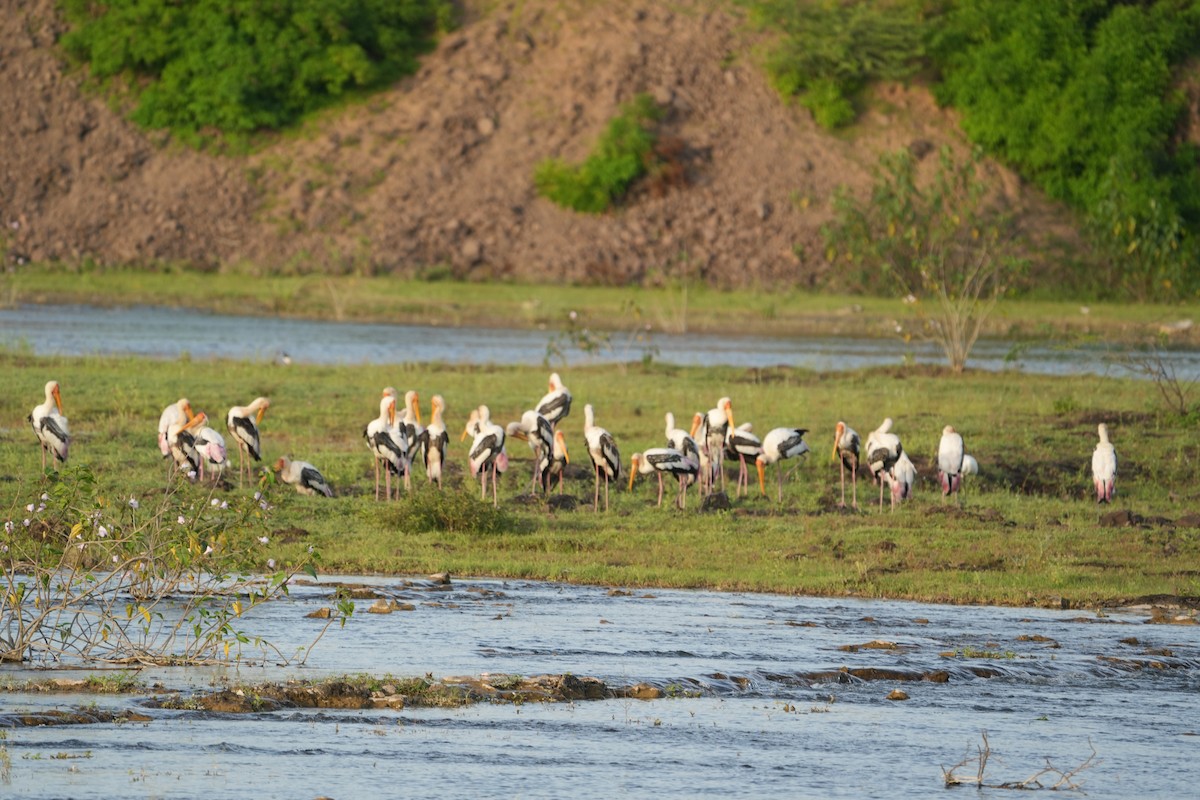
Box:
(1, 466, 349, 666)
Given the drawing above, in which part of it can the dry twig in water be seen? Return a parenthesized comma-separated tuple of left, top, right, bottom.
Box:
(942, 731, 1099, 791)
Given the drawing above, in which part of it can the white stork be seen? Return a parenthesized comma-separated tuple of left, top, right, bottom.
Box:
(402, 390, 425, 467)
(583, 404, 620, 512)
(548, 429, 570, 494)
(226, 396, 269, 484)
(364, 392, 408, 500)
(937, 425, 965, 504)
(832, 421, 861, 509)
(724, 422, 762, 498)
(700, 397, 734, 493)
(420, 394, 449, 490)
(507, 409, 554, 494)
(756, 427, 810, 503)
(629, 448, 698, 509)
(167, 412, 208, 479)
(158, 397, 193, 459)
(865, 418, 903, 510)
(29, 380, 69, 470)
(274, 456, 334, 497)
(193, 417, 228, 482)
(469, 405, 507, 507)
(536, 372, 572, 429)
(1092, 423, 1117, 504)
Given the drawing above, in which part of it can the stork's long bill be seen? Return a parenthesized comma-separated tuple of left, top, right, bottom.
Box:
(831, 422, 843, 461)
(52, 383, 64, 415)
(556, 430, 569, 463)
(628, 454, 640, 491)
(756, 459, 766, 496)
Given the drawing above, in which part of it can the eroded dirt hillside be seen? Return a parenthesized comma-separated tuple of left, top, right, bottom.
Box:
(0, 0, 1072, 288)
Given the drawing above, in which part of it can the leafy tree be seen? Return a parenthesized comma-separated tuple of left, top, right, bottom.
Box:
(60, 0, 452, 142)
(822, 147, 1025, 373)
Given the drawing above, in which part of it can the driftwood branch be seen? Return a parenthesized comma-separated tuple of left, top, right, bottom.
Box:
(942, 731, 1099, 791)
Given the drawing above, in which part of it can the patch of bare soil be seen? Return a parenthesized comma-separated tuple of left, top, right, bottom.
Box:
(1, 0, 1079, 288)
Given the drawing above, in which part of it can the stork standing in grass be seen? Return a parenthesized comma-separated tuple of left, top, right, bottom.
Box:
(865, 418, 902, 511)
(401, 390, 424, 468)
(548, 429, 570, 494)
(700, 397, 734, 493)
(468, 405, 507, 507)
(724, 422, 762, 498)
(756, 427, 810, 503)
(885, 451, 917, 508)
(507, 409, 554, 494)
(30, 380, 69, 470)
(420, 394, 449, 490)
(364, 392, 408, 500)
(193, 416, 228, 482)
(629, 448, 698, 508)
(665, 412, 700, 461)
(226, 396, 269, 485)
(832, 421, 860, 509)
(158, 398, 193, 461)
(937, 425, 965, 504)
(168, 412, 208, 479)
(583, 404, 620, 512)
(1092, 423, 1117, 504)
(274, 456, 333, 497)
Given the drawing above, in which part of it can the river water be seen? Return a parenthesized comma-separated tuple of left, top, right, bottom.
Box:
(1, 302, 1191, 376)
(3, 576, 1198, 798)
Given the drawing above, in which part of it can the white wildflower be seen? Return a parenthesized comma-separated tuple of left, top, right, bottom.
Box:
(203, 545, 213, 556)
(112, 555, 119, 564)
(258, 536, 269, 545)
(220, 501, 228, 510)
(187, 470, 197, 480)
(23, 518, 31, 527)
(177, 515, 186, 525)
(3, 521, 12, 534)
(254, 492, 262, 501)
(40, 493, 48, 501)
(97, 525, 108, 538)
(26, 504, 34, 513)
(129, 498, 139, 510)
(36, 503, 45, 513)
(267, 559, 276, 569)
(211, 498, 220, 507)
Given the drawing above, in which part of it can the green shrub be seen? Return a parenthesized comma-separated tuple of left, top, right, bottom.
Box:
(534, 94, 662, 214)
(380, 487, 526, 535)
(931, 0, 1200, 299)
(748, 0, 926, 129)
(60, 0, 452, 142)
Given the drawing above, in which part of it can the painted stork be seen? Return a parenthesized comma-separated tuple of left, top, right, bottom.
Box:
(937, 425, 965, 503)
(167, 412, 208, 478)
(629, 448, 698, 508)
(756, 427, 810, 503)
(364, 392, 408, 500)
(29, 380, 69, 469)
(583, 404, 620, 512)
(274, 456, 334, 497)
(665, 412, 700, 461)
(401, 390, 425, 467)
(884, 451, 917, 509)
(961, 454, 979, 495)
(724, 422, 762, 497)
(226, 396, 269, 484)
(420, 394, 449, 490)
(700, 397, 734, 493)
(832, 421, 860, 509)
(548, 429, 570, 494)
(507, 409, 554, 494)
(158, 398, 193, 459)
(469, 405, 507, 507)
(1092, 423, 1117, 504)
(689, 412, 713, 495)
(536, 372, 572, 429)
(865, 418, 903, 510)
(193, 418, 228, 482)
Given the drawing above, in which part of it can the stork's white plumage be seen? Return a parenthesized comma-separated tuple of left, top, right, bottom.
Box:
(158, 398, 192, 459)
(832, 421, 861, 509)
(548, 429, 570, 494)
(536, 372, 572, 429)
(700, 397, 734, 493)
(402, 390, 425, 466)
(689, 412, 712, 495)
(937, 425, 965, 503)
(664, 412, 700, 461)
(1092, 423, 1117, 504)
(629, 448, 698, 508)
(421, 394, 449, 490)
(29, 380, 69, 469)
(884, 451, 917, 508)
(274, 456, 333, 497)
(226, 396, 269, 484)
(724, 422, 762, 498)
(364, 392, 408, 500)
(508, 409, 554, 494)
(756, 427, 810, 502)
(865, 418, 903, 510)
(469, 405, 507, 507)
(193, 417, 227, 482)
(962, 454, 979, 476)
(584, 404, 620, 512)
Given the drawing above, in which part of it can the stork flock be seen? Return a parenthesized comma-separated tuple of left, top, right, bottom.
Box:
(26, 376, 1122, 510)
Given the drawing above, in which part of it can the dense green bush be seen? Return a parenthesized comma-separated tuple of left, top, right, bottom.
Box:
(931, 0, 1200, 299)
(534, 94, 663, 214)
(60, 0, 452, 141)
(746, 0, 926, 130)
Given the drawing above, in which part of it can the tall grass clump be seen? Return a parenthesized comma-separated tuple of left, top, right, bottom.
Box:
(380, 488, 526, 536)
(59, 0, 453, 145)
(746, 0, 926, 129)
(534, 93, 663, 213)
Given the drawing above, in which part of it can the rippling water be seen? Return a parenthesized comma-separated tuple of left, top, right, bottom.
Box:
(2, 303, 1190, 376)
(3, 577, 1198, 798)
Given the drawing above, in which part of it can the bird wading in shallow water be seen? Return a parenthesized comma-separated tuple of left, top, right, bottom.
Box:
(30, 380, 69, 470)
